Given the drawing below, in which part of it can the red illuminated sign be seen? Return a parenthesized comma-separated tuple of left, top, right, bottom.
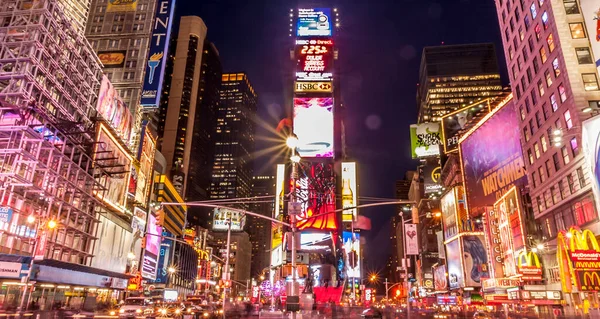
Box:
(296, 39, 333, 82)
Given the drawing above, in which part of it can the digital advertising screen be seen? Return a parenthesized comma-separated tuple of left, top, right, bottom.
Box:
(93, 123, 133, 214)
(296, 8, 332, 37)
(441, 189, 457, 239)
(300, 232, 332, 251)
(583, 115, 600, 214)
(343, 232, 361, 278)
(446, 239, 464, 289)
(410, 123, 441, 159)
(459, 99, 526, 217)
(212, 208, 246, 231)
(293, 97, 334, 158)
(142, 212, 162, 280)
(494, 186, 525, 277)
(96, 75, 133, 143)
(434, 264, 448, 291)
(422, 162, 442, 195)
(461, 235, 489, 287)
(140, 0, 176, 108)
(341, 162, 357, 222)
(581, 0, 600, 75)
(295, 163, 338, 231)
(295, 39, 333, 82)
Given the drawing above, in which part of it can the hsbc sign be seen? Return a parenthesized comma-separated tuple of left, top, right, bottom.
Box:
(294, 81, 333, 93)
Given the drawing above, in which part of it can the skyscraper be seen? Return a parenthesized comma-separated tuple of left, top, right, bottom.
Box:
(209, 73, 257, 206)
(161, 16, 208, 196)
(417, 43, 504, 123)
(58, 0, 91, 34)
(494, 0, 600, 306)
(249, 175, 275, 277)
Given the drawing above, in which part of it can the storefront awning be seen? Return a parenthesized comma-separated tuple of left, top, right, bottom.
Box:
(31, 259, 130, 289)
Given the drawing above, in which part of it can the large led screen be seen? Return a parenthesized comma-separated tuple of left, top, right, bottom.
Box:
(446, 239, 464, 289)
(93, 123, 133, 214)
(459, 100, 526, 217)
(300, 233, 332, 251)
(581, 1, 600, 75)
(410, 123, 441, 159)
(583, 116, 600, 215)
(296, 8, 332, 37)
(462, 235, 489, 287)
(142, 212, 162, 280)
(97, 75, 133, 143)
(441, 101, 491, 153)
(295, 39, 333, 82)
(293, 98, 334, 158)
(343, 232, 361, 278)
(341, 162, 357, 222)
(441, 190, 457, 239)
(295, 163, 338, 230)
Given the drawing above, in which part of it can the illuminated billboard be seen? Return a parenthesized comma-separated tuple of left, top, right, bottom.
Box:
(294, 81, 333, 93)
(97, 75, 133, 143)
(441, 189, 457, 239)
(341, 162, 357, 222)
(142, 212, 162, 280)
(441, 101, 491, 153)
(140, 0, 176, 108)
(98, 51, 127, 68)
(135, 124, 156, 205)
(410, 123, 441, 158)
(293, 97, 334, 158)
(272, 164, 285, 249)
(343, 232, 361, 278)
(462, 235, 489, 287)
(446, 239, 463, 289)
(483, 208, 503, 279)
(581, 1, 600, 75)
(422, 162, 442, 194)
(131, 207, 147, 233)
(494, 186, 526, 277)
(295, 39, 334, 82)
(300, 232, 332, 251)
(295, 163, 338, 231)
(433, 264, 448, 291)
(212, 208, 246, 231)
(459, 99, 526, 217)
(296, 8, 332, 37)
(93, 123, 133, 214)
(582, 115, 600, 214)
(107, 0, 138, 12)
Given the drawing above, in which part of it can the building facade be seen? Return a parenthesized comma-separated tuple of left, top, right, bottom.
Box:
(494, 0, 600, 302)
(248, 175, 275, 277)
(417, 43, 504, 123)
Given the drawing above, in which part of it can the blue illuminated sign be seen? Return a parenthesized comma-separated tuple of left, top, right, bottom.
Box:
(140, 0, 176, 108)
(296, 8, 332, 37)
(154, 231, 173, 284)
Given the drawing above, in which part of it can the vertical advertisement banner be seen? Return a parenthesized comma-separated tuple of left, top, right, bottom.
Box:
(446, 239, 464, 289)
(581, 1, 600, 75)
(97, 75, 133, 143)
(140, 0, 176, 108)
(483, 208, 504, 279)
(136, 125, 156, 205)
(294, 163, 338, 231)
(142, 213, 162, 280)
(343, 232, 361, 278)
(461, 235, 489, 287)
(582, 116, 600, 215)
(341, 162, 357, 222)
(437, 231, 446, 259)
(409, 123, 441, 158)
(434, 264, 448, 291)
(494, 187, 525, 277)
(272, 164, 285, 249)
(405, 224, 419, 255)
(423, 162, 442, 194)
(459, 100, 526, 218)
(293, 98, 334, 158)
(441, 189, 458, 239)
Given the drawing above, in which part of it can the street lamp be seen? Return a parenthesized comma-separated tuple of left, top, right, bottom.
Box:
(168, 266, 176, 274)
(286, 134, 300, 318)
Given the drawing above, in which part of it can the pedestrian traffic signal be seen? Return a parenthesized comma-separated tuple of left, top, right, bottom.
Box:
(223, 280, 231, 288)
(156, 209, 164, 227)
(141, 236, 146, 247)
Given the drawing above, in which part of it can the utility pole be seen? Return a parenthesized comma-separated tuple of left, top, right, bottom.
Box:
(222, 216, 232, 318)
(290, 145, 299, 319)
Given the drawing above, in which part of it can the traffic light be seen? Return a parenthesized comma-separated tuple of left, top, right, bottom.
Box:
(156, 209, 164, 227)
(223, 280, 231, 288)
(141, 236, 147, 247)
(395, 289, 401, 297)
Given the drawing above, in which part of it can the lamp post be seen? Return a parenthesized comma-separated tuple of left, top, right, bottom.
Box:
(222, 215, 232, 318)
(20, 216, 57, 311)
(286, 135, 300, 319)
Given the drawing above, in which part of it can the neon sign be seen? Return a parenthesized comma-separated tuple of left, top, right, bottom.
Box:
(296, 39, 333, 82)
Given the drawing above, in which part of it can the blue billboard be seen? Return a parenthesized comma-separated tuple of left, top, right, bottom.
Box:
(154, 230, 173, 284)
(140, 0, 176, 108)
(296, 8, 332, 37)
(342, 231, 360, 278)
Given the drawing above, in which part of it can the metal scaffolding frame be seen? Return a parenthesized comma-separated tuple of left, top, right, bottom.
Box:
(0, 0, 109, 266)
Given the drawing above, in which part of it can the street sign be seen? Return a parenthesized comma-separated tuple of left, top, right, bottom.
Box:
(286, 296, 300, 312)
(288, 202, 302, 215)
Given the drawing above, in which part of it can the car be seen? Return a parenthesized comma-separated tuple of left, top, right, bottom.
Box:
(361, 307, 383, 319)
(118, 297, 154, 319)
(473, 311, 494, 319)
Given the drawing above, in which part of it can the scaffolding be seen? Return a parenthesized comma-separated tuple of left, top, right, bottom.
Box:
(0, 0, 105, 266)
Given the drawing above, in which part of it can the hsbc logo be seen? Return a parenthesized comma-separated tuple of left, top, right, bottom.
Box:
(294, 81, 333, 93)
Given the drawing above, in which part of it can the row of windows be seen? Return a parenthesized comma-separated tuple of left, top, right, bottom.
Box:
(89, 24, 145, 33)
(538, 194, 597, 240)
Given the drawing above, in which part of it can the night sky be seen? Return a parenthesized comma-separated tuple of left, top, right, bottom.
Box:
(178, 0, 509, 273)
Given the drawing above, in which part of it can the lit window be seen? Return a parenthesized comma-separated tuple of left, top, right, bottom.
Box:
(528, 149, 534, 165)
(545, 70, 553, 87)
(564, 110, 573, 129)
(539, 166, 546, 182)
(541, 135, 548, 152)
(540, 46, 548, 63)
(576, 47, 593, 64)
(524, 127, 530, 141)
(547, 34, 555, 52)
(550, 94, 558, 112)
(535, 24, 542, 40)
(582, 73, 600, 91)
(569, 23, 585, 39)
(520, 105, 526, 120)
(562, 146, 570, 165)
(564, 0, 580, 14)
(538, 80, 545, 96)
(519, 26, 525, 41)
(552, 58, 561, 77)
(538, 0, 545, 5)
(542, 12, 549, 29)
(531, 3, 538, 18)
(559, 84, 567, 102)
(570, 138, 579, 155)
(535, 143, 541, 159)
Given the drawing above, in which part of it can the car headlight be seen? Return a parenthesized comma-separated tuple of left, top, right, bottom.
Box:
(119, 309, 125, 314)
(136, 309, 142, 314)
(203, 313, 209, 318)
(160, 309, 167, 315)
(110, 311, 116, 316)
(175, 309, 181, 314)
(187, 308, 192, 313)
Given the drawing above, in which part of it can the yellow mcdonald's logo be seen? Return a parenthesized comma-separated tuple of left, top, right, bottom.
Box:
(582, 272, 600, 291)
(517, 251, 541, 268)
(568, 228, 600, 252)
